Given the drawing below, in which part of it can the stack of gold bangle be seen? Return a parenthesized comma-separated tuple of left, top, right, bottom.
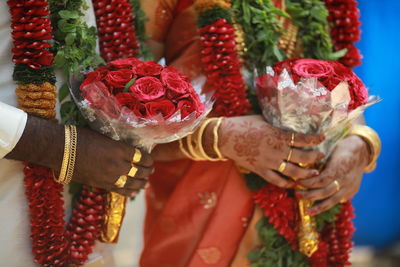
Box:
(55, 125, 78, 184)
(348, 124, 381, 173)
(179, 117, 227, 161)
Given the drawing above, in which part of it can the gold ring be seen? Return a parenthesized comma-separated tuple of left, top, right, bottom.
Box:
(333, 180, 340, 192)
(132, 148, 142, 164)
(290, 133, 295, 146)
(115, 175, 128, 188)
(128, 165, 139, 178)
(278, 161, 287, 173)
(286, 148, 294, 162)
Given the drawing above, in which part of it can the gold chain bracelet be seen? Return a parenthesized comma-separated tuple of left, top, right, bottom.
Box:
(55, 125, 78, 184)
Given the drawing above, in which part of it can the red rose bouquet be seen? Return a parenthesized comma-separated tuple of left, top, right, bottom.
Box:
(254, 58, 378, 258)
(69, 58, 212, 243)
(257, 58, 377, 155)
(70, 58, 211, 150)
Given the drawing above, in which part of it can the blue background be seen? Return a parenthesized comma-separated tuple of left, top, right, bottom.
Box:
(353, 0, 400, 247)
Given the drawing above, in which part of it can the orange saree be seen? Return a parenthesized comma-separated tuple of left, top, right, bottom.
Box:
(139, 1, 282, 266)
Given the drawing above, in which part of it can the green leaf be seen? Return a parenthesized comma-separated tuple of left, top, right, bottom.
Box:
(65, 33, 76, 46)
(59, 10, 80, 19)
(54, 50, 66, 67)
(124, 77, 136, 92)
(58, 83, 70, 102)
(58, 19, 76, 33)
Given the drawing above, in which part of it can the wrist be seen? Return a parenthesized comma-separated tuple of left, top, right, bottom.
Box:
(347, 125, 381, 173)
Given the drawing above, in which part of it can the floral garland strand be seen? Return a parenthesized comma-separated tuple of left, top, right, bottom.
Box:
(195, 1, 251, 117)
(7, 1, 67, 266)
(8, 0, 139, 265)
(324, 0, 362, 68)
(93, 0, 139, 62)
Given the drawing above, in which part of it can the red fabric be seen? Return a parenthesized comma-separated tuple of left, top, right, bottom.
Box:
(140, 160, 254, 267)
(175, 0, 194, 15)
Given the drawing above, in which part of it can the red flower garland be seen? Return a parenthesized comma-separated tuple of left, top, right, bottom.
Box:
(326, 201, 355, 266)
(92, 0, 139, 62)
(8, 0, 139, 266)
(325, 0, 362, 68)
(8, 0, 54, 69)
(254, 184, 298, 249)
(199, 18, 251, 117)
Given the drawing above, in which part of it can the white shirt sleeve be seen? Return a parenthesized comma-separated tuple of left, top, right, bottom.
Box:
(0, 101, 27, 159)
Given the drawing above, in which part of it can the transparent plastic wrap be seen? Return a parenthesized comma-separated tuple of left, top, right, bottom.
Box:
(256, 66, 379, 156)
(69, 74, 213, 152)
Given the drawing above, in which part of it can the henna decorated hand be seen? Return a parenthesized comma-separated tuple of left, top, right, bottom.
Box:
(298, 135, 370, 215)
(219, 115, 325, 188)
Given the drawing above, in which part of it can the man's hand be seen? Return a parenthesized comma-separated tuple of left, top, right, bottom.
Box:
(6, 116, 154, 196)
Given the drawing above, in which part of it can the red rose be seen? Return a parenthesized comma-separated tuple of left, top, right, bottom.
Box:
(132, 61, 163, 76)
(132, 102, 148, 118)
(115, 92, 135, 108)
(292, 59, 334, 78)
(145, 99, 176, 119)
(110, 58, 139, 68)
(177, 98, 197, 118)
(82, 81, 110, 107)
(101, 99, 121, 119)
(130, 77, 165, 102)
(80, 70, 103, 90)
(104, 69, 134, 89)
(161, 67, 191, 95)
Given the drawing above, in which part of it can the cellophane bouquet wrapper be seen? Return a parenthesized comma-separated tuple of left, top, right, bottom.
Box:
(256, 59, 379, 156)
(69, 58, 213, 151)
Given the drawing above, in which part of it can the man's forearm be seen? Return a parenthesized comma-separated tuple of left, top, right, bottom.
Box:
(6, 116, 64, 170)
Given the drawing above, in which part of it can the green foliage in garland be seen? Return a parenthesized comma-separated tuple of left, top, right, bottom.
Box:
(13, 64, 56, 85)
(49, 0, 103, 126)
(198, 6, 233, 28)
(232, 0, 287, 71)
(49, 0, 104, 75)
(129, 0, 153, 60)
(249, 217, 309, 267)
(286, 0, 346, 60)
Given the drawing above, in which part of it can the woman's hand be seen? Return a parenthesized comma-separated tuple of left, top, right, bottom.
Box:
(219, 115, 325, 188)
(7, 116, 154, 197)
(297, 135, 370, 215)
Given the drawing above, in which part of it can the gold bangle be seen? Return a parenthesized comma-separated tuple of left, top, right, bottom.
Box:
(212, 117, 228, 161)
(179, 138, 196, 160)
(347, 125, 381, 173)
(187, 133, 205, 161)
(55, 125, 78, 184)
(56, 125, 71, 183)
(197, 118, 217, 161)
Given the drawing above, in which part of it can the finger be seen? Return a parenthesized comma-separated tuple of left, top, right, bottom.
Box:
(128, 148, 154, 167)
(112, 188, 141, 197)
(124, 164, 154, 179)
(260, 169, 295, 188)
(300, 170, 336, 189)
(123, 177, 148, 191)
(276, 161, 319, 179)
(292, 133, 325, 148)
(297, 179, 340, 202)
(289, 148, 324, 165)
(308, 190, 345, 215)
